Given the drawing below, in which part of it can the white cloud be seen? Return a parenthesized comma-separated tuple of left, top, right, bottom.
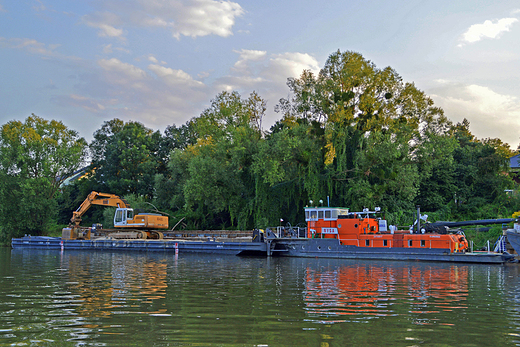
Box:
(102, 44, 113, 54)
(430, 82, 520, 148)
(148, 64, 205, 87)
(98, 58, 147, 80)
(82, 12, 125, 39)
(0, 37, 77, 60)
(80, 0, 244, 41)
(32, 0, 45, 12)
(460, 17, 518, 45)
(269, 52, 320, 79)
(233, 49, 267, 71)
(169, 0, 244, 39)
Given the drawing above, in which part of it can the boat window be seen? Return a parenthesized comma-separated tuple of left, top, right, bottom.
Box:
(318, 210, 324, 219)
(421, 240, 426, 247)
(365, 239, 370, 247)
(383, 240, 388, 247)
(408, 240, 413, 247)
(325, 210, 331, 219)
(337, 209, 349, 217)
(306, 209, 318, 221)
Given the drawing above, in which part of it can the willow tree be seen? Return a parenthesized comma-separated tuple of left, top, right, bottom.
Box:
(167, 91, 265, 229)
(0, 114, 88, 242)
(275, 50, 451, 213)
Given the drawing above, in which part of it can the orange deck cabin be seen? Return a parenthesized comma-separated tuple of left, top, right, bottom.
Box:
(304, 207, 468, 253)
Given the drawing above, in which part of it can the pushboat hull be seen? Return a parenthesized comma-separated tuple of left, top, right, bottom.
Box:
(507, 230, 520, 256)
(269, 238, 515, 264)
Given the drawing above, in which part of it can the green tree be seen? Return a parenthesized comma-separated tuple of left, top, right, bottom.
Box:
(0, 114, 88, 243)
(448, 119, 514, 218)
(165, 91, 265, 229)
(90, 119, 162, 198)
(274, 50, 448, 214)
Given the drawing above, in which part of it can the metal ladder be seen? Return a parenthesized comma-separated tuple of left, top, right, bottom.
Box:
(493, 235, 507, 253)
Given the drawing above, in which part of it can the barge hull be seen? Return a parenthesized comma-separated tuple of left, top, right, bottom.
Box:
(11, 236, 267, 256)
(271, 239, 514, 264)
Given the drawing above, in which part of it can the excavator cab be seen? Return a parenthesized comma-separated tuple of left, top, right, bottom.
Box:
(114, 208, 135, 227)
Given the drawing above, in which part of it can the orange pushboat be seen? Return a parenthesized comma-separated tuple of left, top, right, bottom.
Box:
(268, 206, 516, 264)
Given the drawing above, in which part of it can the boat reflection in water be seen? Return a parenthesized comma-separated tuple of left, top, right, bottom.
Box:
(302, 261, 468, 324)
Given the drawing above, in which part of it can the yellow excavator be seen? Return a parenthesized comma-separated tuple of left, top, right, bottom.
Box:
(62, 191, 168, 240)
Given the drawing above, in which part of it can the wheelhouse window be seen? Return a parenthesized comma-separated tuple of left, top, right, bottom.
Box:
(305, 209, 318, 221)
(408, 240, 413, 247)
(421, 240, 426, 247)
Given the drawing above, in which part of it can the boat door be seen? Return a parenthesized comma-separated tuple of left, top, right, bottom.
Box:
(394, 234, 403, 247)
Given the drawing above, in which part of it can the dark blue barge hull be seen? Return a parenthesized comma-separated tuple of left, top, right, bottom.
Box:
(11, 236, 267, 255)
(270, 239, 515, 264)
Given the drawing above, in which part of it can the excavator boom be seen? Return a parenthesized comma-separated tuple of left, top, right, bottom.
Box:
(71, 191, 130, 226)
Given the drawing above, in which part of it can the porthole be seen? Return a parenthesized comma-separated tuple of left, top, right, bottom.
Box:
(354, 224, 358, 228)
(338, 224, 342, 228)
(328, 246, 332, 250)
(317, 246, 321, 250)
(302, 245, 305, 250)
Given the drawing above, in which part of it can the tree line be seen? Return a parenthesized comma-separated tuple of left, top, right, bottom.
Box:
(1, 50, 519, 244)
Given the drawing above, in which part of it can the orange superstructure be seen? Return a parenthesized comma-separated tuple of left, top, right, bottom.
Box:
(305, 207, 468, 253)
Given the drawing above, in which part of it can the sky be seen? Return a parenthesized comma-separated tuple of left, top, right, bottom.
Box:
(1, 0, 519, 149)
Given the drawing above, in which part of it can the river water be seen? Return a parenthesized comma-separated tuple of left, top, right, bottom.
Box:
(2, 247, 520, 346)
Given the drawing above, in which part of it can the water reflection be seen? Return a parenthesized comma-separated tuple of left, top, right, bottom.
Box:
(303, 261, 468, 324)
(59, 252, 169, 318)
(2, 249, 520, 346)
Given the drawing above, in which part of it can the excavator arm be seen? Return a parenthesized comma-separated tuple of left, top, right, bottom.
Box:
(71, 191, 130, 226)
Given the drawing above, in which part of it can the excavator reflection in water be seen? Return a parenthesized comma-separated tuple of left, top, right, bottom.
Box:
(59, 253, 169, 320)
(303, 263, 468, 323)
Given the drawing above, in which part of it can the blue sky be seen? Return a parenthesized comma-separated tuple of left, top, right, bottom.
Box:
(1, 0, 519, 148)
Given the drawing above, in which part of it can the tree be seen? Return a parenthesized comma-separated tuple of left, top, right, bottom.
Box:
(165, 91, 265, 229)
(0, 114, 88, 243)
(90, 119, 162, 198)
(274, 50, 448, 214)
(448, 120, 514, 218)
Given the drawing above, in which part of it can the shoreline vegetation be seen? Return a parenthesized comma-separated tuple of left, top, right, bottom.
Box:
(1, 50, 519, 246)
